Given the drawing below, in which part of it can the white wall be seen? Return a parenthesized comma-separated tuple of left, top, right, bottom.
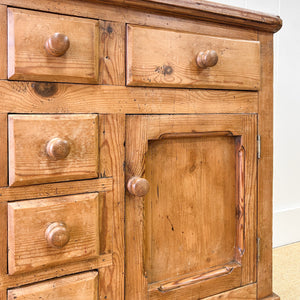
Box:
(213, 0, 300, 247)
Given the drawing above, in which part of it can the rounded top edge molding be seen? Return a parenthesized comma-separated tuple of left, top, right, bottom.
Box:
(86, 0, 282, 32)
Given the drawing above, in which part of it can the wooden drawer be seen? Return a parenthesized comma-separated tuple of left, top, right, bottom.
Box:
(8, 8, 99, 83)
(8, 114, 99, 186)
(8, 193, 100, 274)
(126, 25, 260, 90)
(7, 271, 98, 299)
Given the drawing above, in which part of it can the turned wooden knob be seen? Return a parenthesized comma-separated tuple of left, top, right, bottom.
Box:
(45, 222, 70, 249)
(46, 138, 70, 160)
(45, 33, 70, 57)
(196, 50, 218, 68)
(127, 177, 150, 197)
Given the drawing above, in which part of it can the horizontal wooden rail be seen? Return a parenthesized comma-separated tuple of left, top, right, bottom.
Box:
(0, 177, 113, 202)
(0, 253, 112, 289)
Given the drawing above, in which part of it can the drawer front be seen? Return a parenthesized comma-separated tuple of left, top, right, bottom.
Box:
(8, 193, 100, 274)
(126, 25, 260, 90)
(9, 114, 99, 186)
(7, 271, 98, 299)
(8, 8, 99, 83)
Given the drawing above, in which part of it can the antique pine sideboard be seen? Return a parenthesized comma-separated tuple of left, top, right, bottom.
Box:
(0, 0, 282, 299)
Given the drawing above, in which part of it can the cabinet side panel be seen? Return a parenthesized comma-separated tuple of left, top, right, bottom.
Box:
(257, 32, 274, 298)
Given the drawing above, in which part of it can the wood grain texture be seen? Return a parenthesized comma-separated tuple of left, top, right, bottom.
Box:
(8, 8, 99, 83)
(99, 266, 115, 299)
(0, 253, 111, 290)
(0, 0, 259, 41)
(8, 193, 100, 274)
(7, 271, 99, 300)
(0, 5, 7, 79)
(99, 20, 125, 85)
(0, 114, 7, 187)
(127, 25, 260, 90)
(9, 114, 99, 186)
(0, 81, 258, 114)
(145, 136, 236, 283)
(125, 114, 257, 299)
(125, 115, 148, 300)
(257, 32, 275, 299)
(98, 192, 113, 255)
(241, 115, 257, 285)
(202, 283, 257, 299)
(0, 177, 112, 202)
(99, 114, 125, 300)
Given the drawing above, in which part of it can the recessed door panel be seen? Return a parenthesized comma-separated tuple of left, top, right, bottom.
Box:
(145, 136, 236, 283)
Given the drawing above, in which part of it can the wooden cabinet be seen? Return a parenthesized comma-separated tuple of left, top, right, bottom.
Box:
(0, 0, 281, 299)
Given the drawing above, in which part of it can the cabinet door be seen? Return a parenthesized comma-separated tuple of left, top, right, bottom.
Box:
(125, 114, 257, 299)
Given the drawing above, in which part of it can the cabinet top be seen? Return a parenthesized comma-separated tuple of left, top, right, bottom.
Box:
(86, 0, 282, 33)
